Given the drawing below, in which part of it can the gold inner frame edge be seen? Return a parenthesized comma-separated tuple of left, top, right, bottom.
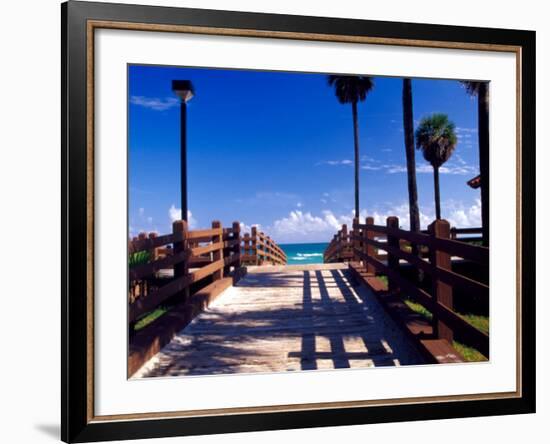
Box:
(85, 19, 523, 423)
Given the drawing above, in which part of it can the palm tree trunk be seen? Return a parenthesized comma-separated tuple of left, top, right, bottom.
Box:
(433, 166, 441, 220)
(352, 100, 360, 218)
(402, 79, 420, 233)
(478, 82, 490, 246)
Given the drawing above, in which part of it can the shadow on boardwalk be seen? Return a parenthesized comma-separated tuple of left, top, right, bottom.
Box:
(135, 266, 424, 378)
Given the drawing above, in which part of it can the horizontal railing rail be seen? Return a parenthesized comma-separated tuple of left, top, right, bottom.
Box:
(324, 216, 489, 358)
(128, 221, 287, 331)
(128, 221, 286, 375)
(128, 220, 241, 326)
(241, 226, 287, 266)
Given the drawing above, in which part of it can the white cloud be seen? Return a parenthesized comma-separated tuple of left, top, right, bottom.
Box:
(316, 159, 353, 166)
(271, 210, 349, 243)
(168, 205, 197, 229)
(361, 164, 384, 171)
(455, 154, 467, 165)
(168, 205, 180, 222)
(442, 199, 482, 228)
(266, 199, 481, 243)
(439, 164, 478, 175)
(385, 162, 478, 175)
(235, 191, 300, 207)
(130, 96, 179, 111)
(416, 164, 434, 173)
(239, 222, 261, 236)
(365, 200, 481, 231)
(361, 155, 377, 162)
(456, 127, 478, 134)
(385, 165, 407, 174)
(130, 207, 160, 237)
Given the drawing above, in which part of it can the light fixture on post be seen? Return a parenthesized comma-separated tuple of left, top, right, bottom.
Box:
(172, 80, 195, 223)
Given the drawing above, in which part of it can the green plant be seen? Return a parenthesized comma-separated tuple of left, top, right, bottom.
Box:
(129, 250, 150, 268)
(415, 113, 458, 219)
(134, 306, 171, 331)
(453, 341, 488, 362)
(327, 75, 374, 218)
(403, 298, 433, 321)
(402, 296, 488, 362)
(459, 313, 489, 335)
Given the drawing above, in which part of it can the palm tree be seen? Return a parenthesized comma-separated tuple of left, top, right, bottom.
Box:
(415, 114, 458, 220)
(460, 81, 489, 247)
(402, 79, 420, 234)
(327, 75, 374, 218)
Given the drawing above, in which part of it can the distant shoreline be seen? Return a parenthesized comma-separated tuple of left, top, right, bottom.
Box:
(279, 242, 328, 265)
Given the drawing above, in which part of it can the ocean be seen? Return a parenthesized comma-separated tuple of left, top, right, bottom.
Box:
(279, 242, 329, 265)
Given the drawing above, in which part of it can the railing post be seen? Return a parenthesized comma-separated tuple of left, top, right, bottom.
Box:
(337, 232, 340, 259)
(243, 233, 250, 265)
(172, 219, 189, 303)
(262, 232, 268, 265)
(251, 226, 258, 265)
(266, 236, 272, 264)
(137, 233, 147, 298)
(341, 224, 348, 262)
(386, 217, 400, 292)
(338, 231, 342, 261)
(352, 217, 359, 262)
(261, 232, 266, 265)
(365, 216, 375, 274)
(212, 220, 223, 282)
(429, 219, 453, 343)
(223, 228, 230, 277)
(232, 221, 241, 270)
(272, 238, 276, 265)
(148, 232, 158, 261)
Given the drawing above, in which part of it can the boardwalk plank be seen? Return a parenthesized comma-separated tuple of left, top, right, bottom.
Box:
(134, 265, 425, 378)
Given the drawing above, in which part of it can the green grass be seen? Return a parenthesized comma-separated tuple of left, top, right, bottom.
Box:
(403, 298, 433, 321)
(453, 341, 487, 362)
(363, 274, 489, 362)
(134, 306, 170, 331)
(402, 298, 488, 363)
(459, 313, 489, 335)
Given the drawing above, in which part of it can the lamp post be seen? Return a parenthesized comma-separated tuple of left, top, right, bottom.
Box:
(172, 80, 194, 223)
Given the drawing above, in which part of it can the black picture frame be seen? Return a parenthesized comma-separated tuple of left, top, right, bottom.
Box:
(62, 1, 536, 442)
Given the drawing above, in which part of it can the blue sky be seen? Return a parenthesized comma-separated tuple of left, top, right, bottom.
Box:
(129, 65, 482, 244)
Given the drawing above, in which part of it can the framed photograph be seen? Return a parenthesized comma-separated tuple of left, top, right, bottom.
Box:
(62, 1, 535, 442)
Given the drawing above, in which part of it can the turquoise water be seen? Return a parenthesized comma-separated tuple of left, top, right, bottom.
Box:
(280, 242, 329, 265)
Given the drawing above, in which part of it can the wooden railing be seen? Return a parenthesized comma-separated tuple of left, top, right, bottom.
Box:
(323, 224, 353, 263)
(325, 216, 489, 358)
(241, 226, 287, 266)
(128, 220, 287, 375)
(128, 220, 242, 327)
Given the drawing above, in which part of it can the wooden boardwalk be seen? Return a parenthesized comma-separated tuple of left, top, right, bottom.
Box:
(134, 264, 424, 378)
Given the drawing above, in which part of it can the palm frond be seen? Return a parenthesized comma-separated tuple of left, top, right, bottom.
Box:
(415, 113, 457, 168)
(459, 80, 483, 96)
(327, 75, 374, 104)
